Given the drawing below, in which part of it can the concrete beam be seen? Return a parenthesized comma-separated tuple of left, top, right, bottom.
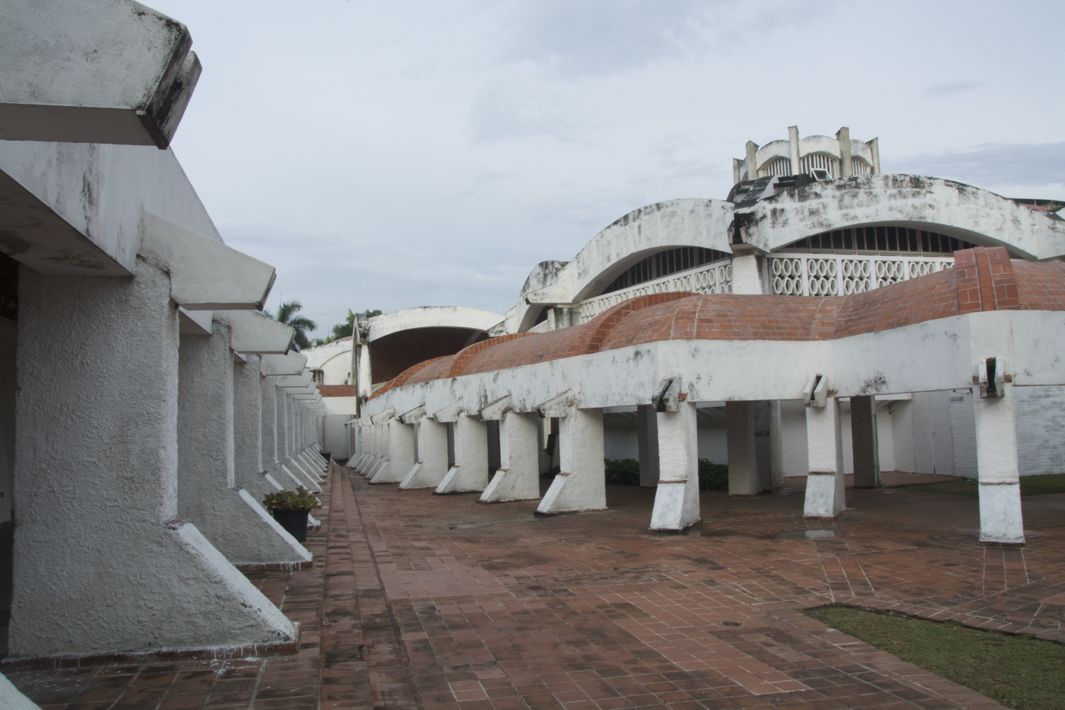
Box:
(140, 212, 275, 310)
(217, 310, 293, 354)
(0, 0, 200, 148)
(261, 352, 308, 376)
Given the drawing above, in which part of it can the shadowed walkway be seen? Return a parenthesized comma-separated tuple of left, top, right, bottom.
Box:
(7, 464, 1065, 708)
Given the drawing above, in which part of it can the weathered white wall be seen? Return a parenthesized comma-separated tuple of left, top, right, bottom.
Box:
(11, 260, 293, 656)
(321, 395, 357, 460)
(178, 324, 310, 567)
(1015, 386, 1065, 475)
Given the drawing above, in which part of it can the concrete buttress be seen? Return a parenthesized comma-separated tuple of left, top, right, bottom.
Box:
(650, 402, 700, 531)
(537, 408, 606, 514)
(178, 322, 310, 567)
(10, 260, 295, 656)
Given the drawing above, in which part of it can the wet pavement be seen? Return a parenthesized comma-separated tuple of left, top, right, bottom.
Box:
(6, 463, 1065, 709)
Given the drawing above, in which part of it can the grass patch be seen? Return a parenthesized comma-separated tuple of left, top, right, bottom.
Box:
(805, 606, 1065, 709)
(906, 473, 1065, 497)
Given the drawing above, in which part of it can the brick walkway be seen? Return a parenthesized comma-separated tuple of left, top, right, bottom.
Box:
(7, 464, 1065, 708)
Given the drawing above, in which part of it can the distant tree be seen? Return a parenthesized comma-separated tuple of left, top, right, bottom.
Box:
(315, 308, 383, 346)
(274, 300, 317, 351)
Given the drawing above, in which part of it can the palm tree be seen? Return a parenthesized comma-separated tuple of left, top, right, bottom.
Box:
(274, 300, 317, 351)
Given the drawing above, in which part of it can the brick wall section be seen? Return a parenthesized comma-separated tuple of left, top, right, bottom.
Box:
(1013, 260, 1065, 311)
(377, 247, 1065, 394)
(318, 385, 356, 397)
(446, 333, 535, 377)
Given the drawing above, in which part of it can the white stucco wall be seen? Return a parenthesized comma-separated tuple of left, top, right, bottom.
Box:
(321, 396, 357, 460)
(1015, 386, 1065, 475)
(11, 260, 293, 656)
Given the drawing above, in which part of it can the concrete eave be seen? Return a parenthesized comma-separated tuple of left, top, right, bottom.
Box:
(0, 0, 201, 148)
(399, 404, 426, 424)
(479, 395, 512, 421)
(261, 352, 308, 376)
(178, 308, 213, 336)
(217, 310, 293, 354)
(538, 390, 577, 418)
(140, 212, 276, 309)
(273, 375, 314, 389)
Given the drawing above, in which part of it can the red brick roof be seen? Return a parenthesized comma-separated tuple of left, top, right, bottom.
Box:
(317, 384, 356, 397)
(371, 248, 1064, 398)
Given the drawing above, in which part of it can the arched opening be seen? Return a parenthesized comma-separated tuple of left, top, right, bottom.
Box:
(800, 151, 840, 177)
(758, 156, 792, 178)
(599, 246, 732, 296)
(369, 327, 488, 388)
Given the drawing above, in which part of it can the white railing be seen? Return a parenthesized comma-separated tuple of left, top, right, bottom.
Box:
(768, 254, 954, 296)
(576, 259, 733, 323)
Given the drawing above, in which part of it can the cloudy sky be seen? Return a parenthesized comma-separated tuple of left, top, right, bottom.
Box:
(150, 0, 1065, 338)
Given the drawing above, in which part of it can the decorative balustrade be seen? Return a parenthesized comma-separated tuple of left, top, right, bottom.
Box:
(576, 259, 733, 323)
(768, 254, 953, 296)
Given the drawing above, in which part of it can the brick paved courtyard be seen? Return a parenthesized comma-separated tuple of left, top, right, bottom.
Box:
(6, 463, 1065, 709)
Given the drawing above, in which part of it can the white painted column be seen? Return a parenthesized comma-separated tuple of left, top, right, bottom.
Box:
(436, 414, 489, 494)
(730, 254, 764, 295)
(368, 420, 389, 478)
(11, 260, 295, 657)
(974, 386, 1025, 544)
(372, 417, 414, 484)
(481, 411, 540, 502)
(277, 389, 320, 491)
(178, 323, 311, 567)
(233, 355, 273, 501)
(650, 402, 700, 531)
(803, 397, 846, 518)
(401, 417, 449, 489)
(851, 395, 880, 488)
(636, 404, 659, 488)
(726, 401, 760, 495)
(537, 408, 606, 514)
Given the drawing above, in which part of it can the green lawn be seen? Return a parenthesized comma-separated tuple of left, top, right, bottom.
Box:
(805, 606, 1065, 709)
(905, 473, 1065, 497)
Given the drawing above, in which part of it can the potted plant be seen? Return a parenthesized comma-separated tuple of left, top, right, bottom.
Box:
(263, 487, 318, 542)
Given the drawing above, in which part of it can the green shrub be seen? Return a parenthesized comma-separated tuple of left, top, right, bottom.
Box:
(603, 458, 729, 490)
(698, 460, 729, 491)
(262, 486, 318, 513)
(604, 458, 640, 486)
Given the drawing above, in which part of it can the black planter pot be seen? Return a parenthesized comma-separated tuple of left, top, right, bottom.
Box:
(273, 509, 309, 542)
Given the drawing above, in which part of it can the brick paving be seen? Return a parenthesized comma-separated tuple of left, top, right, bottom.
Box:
(7, 463, 1065, 708)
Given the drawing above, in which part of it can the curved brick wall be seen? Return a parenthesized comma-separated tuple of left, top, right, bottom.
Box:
(372, 247, 1065, 399)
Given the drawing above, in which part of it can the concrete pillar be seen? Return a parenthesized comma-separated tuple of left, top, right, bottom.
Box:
(726, 401, 760, 495)
(537, 408, 606, 514)
(730, 254, 763, 295)
(745, 140, 758, 180)
(234, 355, 273, 501)
(178, 323, 310, 567)
(788, 125, 801, 175)
(973, 387, 1025, 544)
(769, 401, 784, 489)
(279, 391, 320, 492)
(1, 672, 37, 708)
(650, 402, 700, 531)
(401, 418, 449, 489)
(11, 260, 295, 657)
(803, 397, 845, 518)
(368, 420, 389, 478)
(837, 126, 852, 179)
(636, 404, 659, 488)
(481, 411, 540, 502)
(867, 137, 881, 174)
(851, 395, 881, 488)
(436, 414, 489, 494)
(372, 418, 414, 484)
(260, 375, 279, 474)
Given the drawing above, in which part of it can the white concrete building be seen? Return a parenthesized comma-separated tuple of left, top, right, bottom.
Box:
(349, 127, 1065, 550)
(0, 0, 328, 669)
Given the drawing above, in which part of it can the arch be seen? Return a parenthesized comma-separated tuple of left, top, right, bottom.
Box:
(799, 151, 840, 177)
(735, 174, 1065, 260)
(528, 199, 733, 305)
(758, 156, 792, 178)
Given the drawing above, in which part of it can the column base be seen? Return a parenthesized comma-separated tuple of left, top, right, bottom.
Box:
(480, 467, 540, 503)
(535, 471, 606, 515)
(803, 471, 845, 518)
(434, 465, 487, 494)
(649, 479, 700, 531)
(978, 481, 1026, 544)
